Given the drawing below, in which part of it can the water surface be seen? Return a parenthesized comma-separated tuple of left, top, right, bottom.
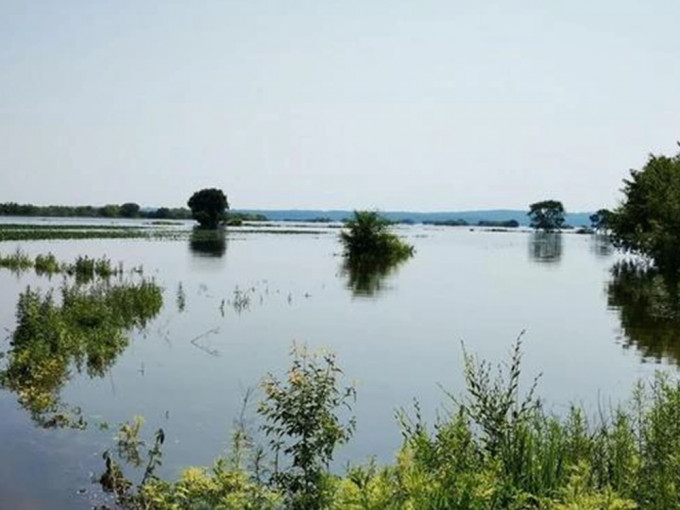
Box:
(0, 224, 673, 509)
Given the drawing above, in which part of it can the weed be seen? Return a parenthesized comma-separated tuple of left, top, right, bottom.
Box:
(259, 344, 356, 509)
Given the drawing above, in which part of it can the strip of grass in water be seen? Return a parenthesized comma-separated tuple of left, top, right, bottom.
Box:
(0, 229, 152, 242)
(0, 250, 123, 282)
(0, 224, 334, 242)
(0, 223, 142, 230)
(0, 278, 163, 429)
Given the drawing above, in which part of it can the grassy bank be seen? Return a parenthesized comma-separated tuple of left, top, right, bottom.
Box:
(98, 338, 680, 510)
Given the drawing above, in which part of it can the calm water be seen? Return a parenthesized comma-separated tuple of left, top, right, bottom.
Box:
(0, 224, 674, 509)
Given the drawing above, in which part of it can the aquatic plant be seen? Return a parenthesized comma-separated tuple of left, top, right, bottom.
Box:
(176, 282, 186, 312)
(340, 211, 414, 266)
(33, 252, 61, 275)
(231, 286, 251, 313)
(0, 278, 163, 428)
(0, 247, 33, 273)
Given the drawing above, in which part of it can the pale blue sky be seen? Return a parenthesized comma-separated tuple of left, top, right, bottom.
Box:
(1, 1, 679, 211)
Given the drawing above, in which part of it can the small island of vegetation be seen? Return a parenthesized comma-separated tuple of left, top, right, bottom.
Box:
(340, 211, 414, 265)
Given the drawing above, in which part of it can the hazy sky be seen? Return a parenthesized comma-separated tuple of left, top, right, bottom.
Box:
(1, 1, 679, 211)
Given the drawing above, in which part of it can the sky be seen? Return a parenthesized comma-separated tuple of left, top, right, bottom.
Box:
(1, 1, 679, 212)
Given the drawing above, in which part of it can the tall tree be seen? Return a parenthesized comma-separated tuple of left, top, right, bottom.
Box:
(610, 149, 680, 272)
(119, 202, 141, 218)
(187, 188, 229, 229)
(527, 200, 565, 232)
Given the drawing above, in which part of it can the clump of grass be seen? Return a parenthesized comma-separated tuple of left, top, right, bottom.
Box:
(0, 278, 163, 429)
(176, 282, 186, 312)
(65, 255, 119, 283)
(231, 287, 251, 313)
(34, 252, 61, 275)
(0, 248, 33, 273)
(0, 251, 130, 283)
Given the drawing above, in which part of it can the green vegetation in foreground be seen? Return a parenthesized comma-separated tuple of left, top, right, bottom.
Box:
(0, 277, 163, 429)
(98, 337, 680, 510)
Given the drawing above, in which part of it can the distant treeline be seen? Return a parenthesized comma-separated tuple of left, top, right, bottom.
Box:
(0, 202, 191, 219)
(423, 219, 520, 228)
(0, 203, 268, 222)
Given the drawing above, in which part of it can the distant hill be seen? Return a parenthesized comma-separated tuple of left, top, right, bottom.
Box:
(233, 209, 594, 228)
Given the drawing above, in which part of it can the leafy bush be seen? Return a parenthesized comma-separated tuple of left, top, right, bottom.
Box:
(259, 344, 356, 509)
(340, 211, 413, 265)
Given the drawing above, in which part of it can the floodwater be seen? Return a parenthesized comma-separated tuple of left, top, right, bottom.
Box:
(0, 223, 674, 509)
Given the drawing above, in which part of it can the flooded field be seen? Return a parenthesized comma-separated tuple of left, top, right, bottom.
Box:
(0, 221, 672, 509)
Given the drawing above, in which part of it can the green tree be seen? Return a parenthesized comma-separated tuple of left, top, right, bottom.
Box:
(187, 188, 229, 229)
(527, 200, 566, 231)
(259, 344, 355, 509)
(99, 204, 121, 218)
(590, 208, 612, 231)
(610, 150, 680, 273)
(119, 203, 141, 218)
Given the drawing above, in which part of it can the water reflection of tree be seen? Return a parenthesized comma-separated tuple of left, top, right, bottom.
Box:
(590, 233, 614, 259)
(607, 260, 680, 365)
(0, 279, 162, 429)
(189, 227, 227, 257)
(341, 258, 405, 297)
(528, 232, 563, 264)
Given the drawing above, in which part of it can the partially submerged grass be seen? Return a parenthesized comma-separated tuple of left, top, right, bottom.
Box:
(33, 252, 60, 275)
(0, 278, 163, 429)
(0, 250, 123, 281)
(0, 223, 335, 242)
(0, 248, 33, 272)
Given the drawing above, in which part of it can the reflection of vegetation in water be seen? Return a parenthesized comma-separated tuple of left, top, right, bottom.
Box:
(528, 231, 563, 264)
(339, 211, 414, 297)
(341, 258, 406, 297)
(0, 278, 163, 428)
(188, 227, 227, 258)
(608, 260, 680, 364)
(590, 233, 614, 259)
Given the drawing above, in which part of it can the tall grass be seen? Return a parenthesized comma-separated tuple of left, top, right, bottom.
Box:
(98, 338, 680, 509)
(0, 250, 124, 281)
(0, 248, 33, 273)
